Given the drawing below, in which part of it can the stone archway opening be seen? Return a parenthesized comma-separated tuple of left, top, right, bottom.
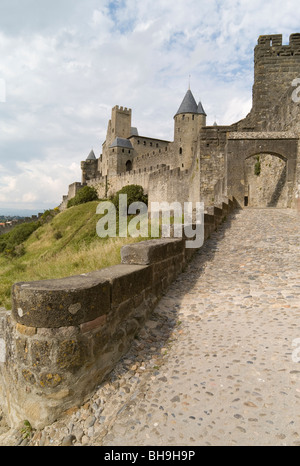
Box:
(244, 153, 288, 207)
(126, 160, 132, 172)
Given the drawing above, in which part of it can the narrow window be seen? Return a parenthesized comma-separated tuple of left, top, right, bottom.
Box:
(179, 147, 183, 155)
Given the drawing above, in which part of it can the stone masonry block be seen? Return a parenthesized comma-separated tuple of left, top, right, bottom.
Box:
(80, 314, 107, 334)
(11, 273, 111, 329)
(91, 264, 151, 306)
(121, 238, 184, 265)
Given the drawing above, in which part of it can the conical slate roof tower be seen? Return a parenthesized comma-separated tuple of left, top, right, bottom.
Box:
(175, 89, 206, 117)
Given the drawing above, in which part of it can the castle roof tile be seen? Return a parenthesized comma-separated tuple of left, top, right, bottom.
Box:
(175, 89, 206, 117)
(109, 137, 133, 149)
(197, 100, 207, 116)
(86, 150, 96, 160)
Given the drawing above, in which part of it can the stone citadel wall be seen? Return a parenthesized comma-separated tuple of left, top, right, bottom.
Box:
(1, 32, 299, 429)
(62, 33, 300, 213)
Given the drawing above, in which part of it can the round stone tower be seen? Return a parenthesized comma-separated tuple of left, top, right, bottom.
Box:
(173, 89, 206, 169)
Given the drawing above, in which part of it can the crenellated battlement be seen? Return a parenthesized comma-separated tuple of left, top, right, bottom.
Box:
(112, 105, 131, 114)
(255, 33, 300, 60)
(257, 34, 283, 47)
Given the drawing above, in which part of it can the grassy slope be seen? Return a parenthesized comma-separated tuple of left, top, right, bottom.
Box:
(0, 201, 145, 310)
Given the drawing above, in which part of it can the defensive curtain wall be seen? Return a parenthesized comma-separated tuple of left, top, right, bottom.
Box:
(60, 33, 300, 212)
(0, 197, 237, 428)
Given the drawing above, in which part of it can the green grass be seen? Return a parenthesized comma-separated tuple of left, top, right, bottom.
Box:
(0, 201, 149, 310)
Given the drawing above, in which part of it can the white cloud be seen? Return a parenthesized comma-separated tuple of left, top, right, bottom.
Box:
(0, 0, 300, 211)
(0, 157, 81, 210)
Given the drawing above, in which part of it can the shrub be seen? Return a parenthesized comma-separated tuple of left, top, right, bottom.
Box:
(254, 155, 261, 176)
(0, 221, 40, 257)
(111, 185, 148, 212)
(53, 231, 63, 240)
(67, 186, 98, 208)
(40, 209, 57, 223)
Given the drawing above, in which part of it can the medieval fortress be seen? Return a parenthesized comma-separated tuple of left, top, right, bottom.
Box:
(61, 33, 300, 212)
(0, 34, 300, 431)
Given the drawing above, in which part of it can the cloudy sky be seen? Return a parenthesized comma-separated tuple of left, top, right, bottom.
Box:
(0, 0, 299, 214)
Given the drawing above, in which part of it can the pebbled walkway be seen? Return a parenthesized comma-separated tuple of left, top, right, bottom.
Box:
(95, 207, 300, 447)
(1, 207, 300, 446)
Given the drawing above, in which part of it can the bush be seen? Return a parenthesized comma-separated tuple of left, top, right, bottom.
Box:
(0, 221, 40, 257)
(67, 186, 98, 208)
(254, 155, 261, 176)
(40, 209, 57, 224)
(111, 185, 148, 212)
(53, 230, 63, 240)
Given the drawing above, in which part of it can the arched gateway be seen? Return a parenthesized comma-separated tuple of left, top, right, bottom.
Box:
(226, 134, 298, 208)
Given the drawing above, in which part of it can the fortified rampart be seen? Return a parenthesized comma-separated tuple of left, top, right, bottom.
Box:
(0, 197, 237, 429)
(60, 33, 300, 213)
(1, 32, 300, 430)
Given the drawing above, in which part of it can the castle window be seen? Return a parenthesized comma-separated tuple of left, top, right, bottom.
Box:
(122, 149, 124, 153)
(156, 143, 158, 147)
(179, 147, 183, 155)
(150, 142, 152, 146)
(192, 115, 194, 120)
(182, 115, 185, 120)
(137, 140, 140, 144)
(143, 141, 146, 145)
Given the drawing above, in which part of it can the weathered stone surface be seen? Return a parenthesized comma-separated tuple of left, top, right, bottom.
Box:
(80, 314, 107, 334)
(91, 264, 151, 306)
(121, 238, 184, 265)
(16, 323, 36, 336)
(11, 273, 111, 328)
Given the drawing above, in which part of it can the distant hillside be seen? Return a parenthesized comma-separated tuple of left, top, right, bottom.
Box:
(0, 201, 146, 310)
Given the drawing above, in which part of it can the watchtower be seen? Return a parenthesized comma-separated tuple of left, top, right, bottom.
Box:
(251, 33, 300, 129)
(173, 89, 206, 169)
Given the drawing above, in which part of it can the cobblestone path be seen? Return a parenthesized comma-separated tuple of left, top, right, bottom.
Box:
(2, 207, 300, 446)
(97, 207, 300, 447)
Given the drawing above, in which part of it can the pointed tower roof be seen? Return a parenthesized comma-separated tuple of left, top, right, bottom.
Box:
(86, 150, 96, 160)
(197, 100, 207, 116)
(175, 89, 198, 116)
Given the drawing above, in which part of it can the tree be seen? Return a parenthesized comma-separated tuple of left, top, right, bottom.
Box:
(67, 186, 98, 208)
(111, 185, 148, 212)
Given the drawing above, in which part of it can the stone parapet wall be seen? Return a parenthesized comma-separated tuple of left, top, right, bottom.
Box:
(0, 197, 238, 429)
